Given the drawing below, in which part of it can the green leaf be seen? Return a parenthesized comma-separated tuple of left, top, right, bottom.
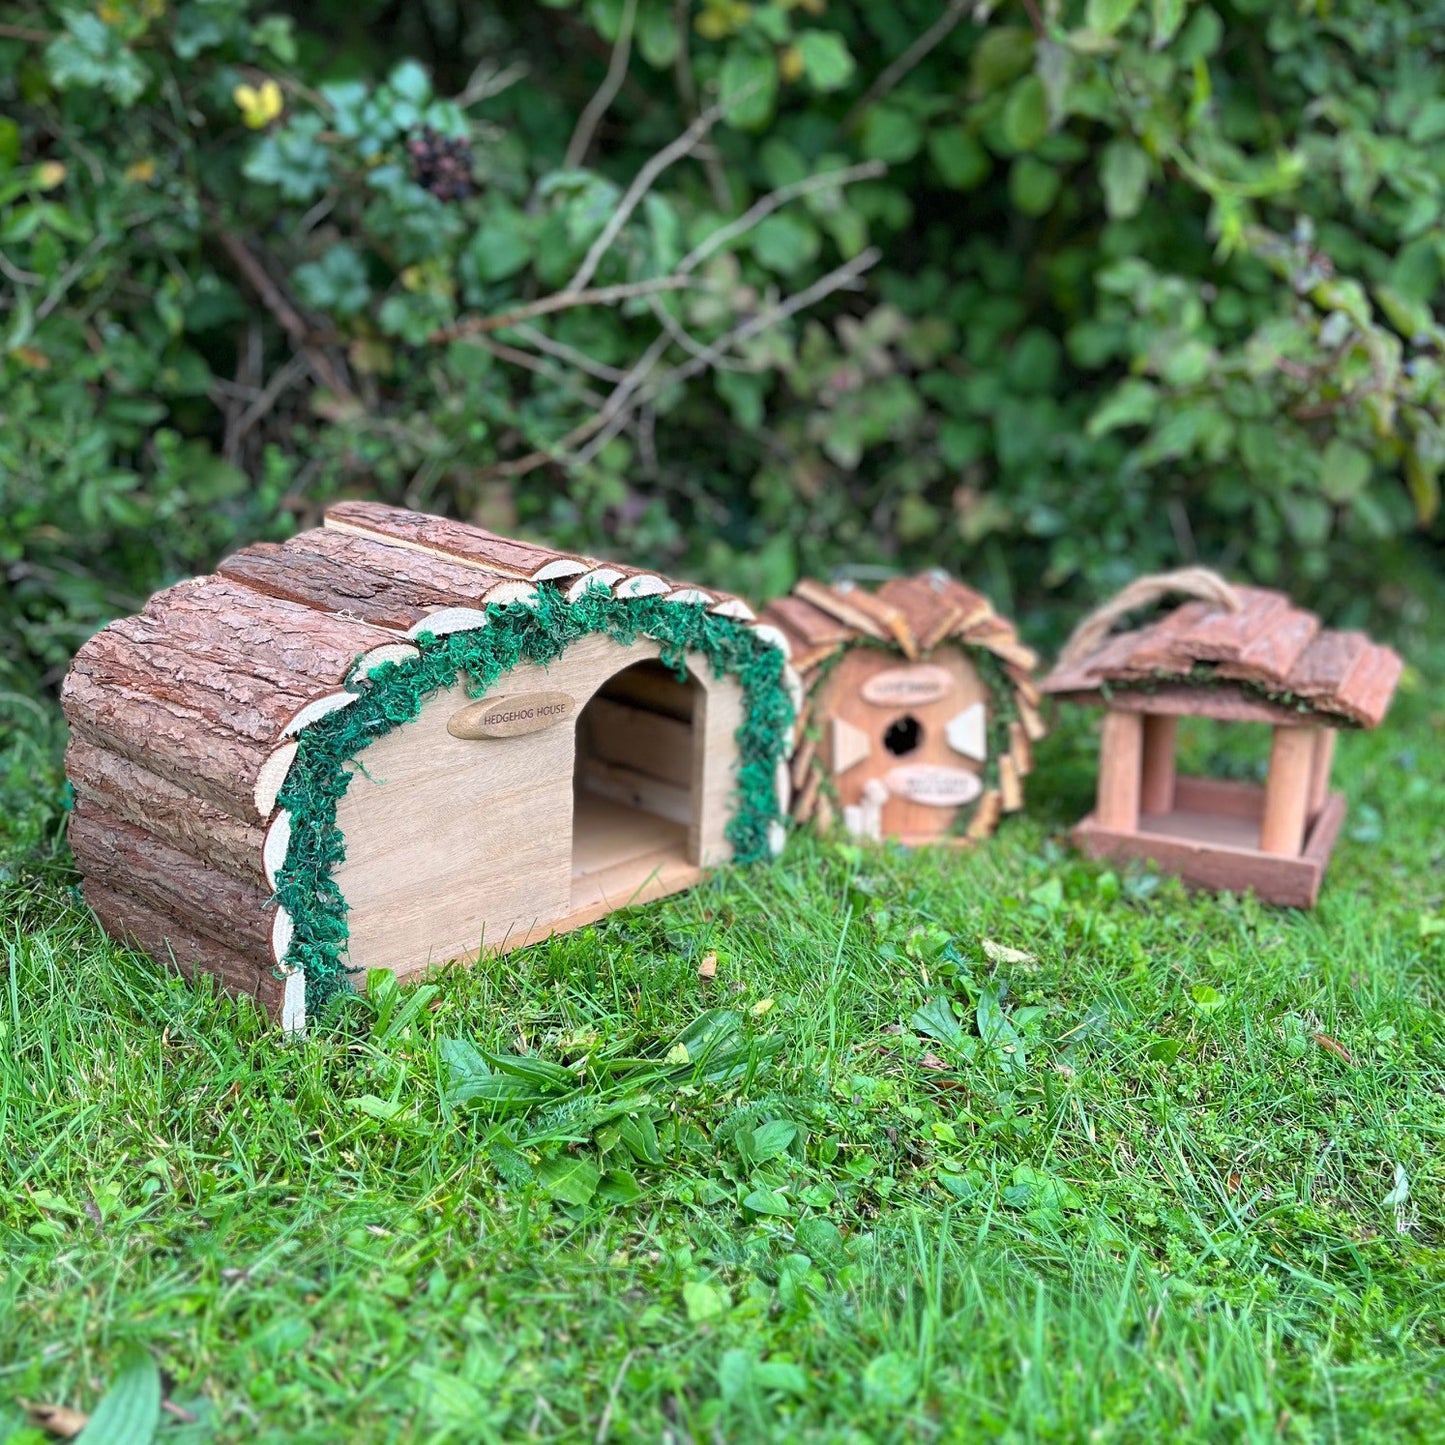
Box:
(911, 994, 967, 1048)
(861, 105, 923, 164)
(636, 5, 680, 68)
(1009, 1164, 1083, 1212)
(1320, 439, 1372, 504)
(1086, 378, 1159, 437)
(682, 1279, 730, 1323)
(468, 215, 533, 283)
(720, 46, 779, 130)
(928, 127, 991, 190)
(796, 31, 856, 92)
(1190, 984, 1225, 1012)
(45, 15, 149, 107)
(538, 1155, 600, 1205)
(388, 59, 433, 105)
(293, 244, 371, 317)
(1087, 0, 1140, 35)
(1009, 156, 1060, 216)
(977, 988, 1026, 1073)
(970, 26, 1035, 96)
(751, 212, 820, 275)
(1100, 139, 1150, 218)
(347, 1094, 405, 1121)
(862, 1352, 918, 1408)
(1146, 1038, 1182, 1064)
(743, 1187, 792, 1216)
(739, 1119, 797, 1165)
(1002, 75, 1050, 153)
(1151, 0, 1188, 47)
(75, 1347, 160, 1445)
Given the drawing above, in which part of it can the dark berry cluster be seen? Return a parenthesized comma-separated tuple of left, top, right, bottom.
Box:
(406, 127, 475, 202)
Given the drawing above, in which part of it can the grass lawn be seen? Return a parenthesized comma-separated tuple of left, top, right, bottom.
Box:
(2, 580, 1442, 1444)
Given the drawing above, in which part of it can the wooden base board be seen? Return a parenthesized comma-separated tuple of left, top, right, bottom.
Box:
(1072, 781, 1347, 908)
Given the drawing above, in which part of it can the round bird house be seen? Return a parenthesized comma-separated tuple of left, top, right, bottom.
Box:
(1041, 570, 1403, 907)
(61, 502, 798, 1028)
(759, 573, 1045, 844)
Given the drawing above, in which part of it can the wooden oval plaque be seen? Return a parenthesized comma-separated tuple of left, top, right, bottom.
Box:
(861, 664, 954, 707)
(884, 764, 982, 808)
(448, 691, 575, 739)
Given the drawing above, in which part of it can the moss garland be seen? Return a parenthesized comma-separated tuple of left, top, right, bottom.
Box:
(271, 587, 793, 1008)
(1097, 664, 1353, 725)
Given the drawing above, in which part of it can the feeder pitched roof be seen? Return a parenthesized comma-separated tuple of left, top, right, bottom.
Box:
(1041, 586, 1401, 729)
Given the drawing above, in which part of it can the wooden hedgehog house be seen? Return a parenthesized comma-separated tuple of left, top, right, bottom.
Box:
(1041, 570, 1402, 907)
(759, 573, 1046, 844)
(61, 503, 799, 1028)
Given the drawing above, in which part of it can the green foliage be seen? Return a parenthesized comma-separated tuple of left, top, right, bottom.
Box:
(3, 0, 1444, 691)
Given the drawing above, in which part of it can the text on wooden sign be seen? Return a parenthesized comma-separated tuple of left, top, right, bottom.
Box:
(860, 664, 955, 707)
(884, 763, 983, 808)
(448, 691, 576, 739)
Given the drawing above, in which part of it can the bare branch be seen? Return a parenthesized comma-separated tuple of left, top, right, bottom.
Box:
(647, 293, 755, 373)
(573, 247, 882, 464)
(431, 274, 690, 343)
(673, 0, 733, 211)
(454, 60, 530, 110)
(564, 0, 639, 169)
(564, 96, 729, 294)
(840, 0, 972, 134)
(508, 323, 628, 382)
(676, 161, 888, 275)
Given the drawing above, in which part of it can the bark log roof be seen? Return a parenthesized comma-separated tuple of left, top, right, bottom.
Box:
(1040, 585, 1401, 729)
(757, 571, 1040, 697)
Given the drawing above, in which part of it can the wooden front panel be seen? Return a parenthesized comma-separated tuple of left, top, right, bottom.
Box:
(333, 633, 742, 977)
(817, 647, 992, 841)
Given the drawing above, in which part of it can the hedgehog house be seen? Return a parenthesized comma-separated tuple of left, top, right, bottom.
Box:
(1041, 572, 1402, 907)
(760, 573, 1045, 844)
(61, 503, 797, 1027)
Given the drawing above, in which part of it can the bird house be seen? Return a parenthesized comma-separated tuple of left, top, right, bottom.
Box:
(1041, 571, 1402, 907)
(759, 573, 1045, 844)
(61, 502, 798, 1028)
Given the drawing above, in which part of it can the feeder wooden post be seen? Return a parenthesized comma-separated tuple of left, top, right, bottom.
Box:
(1260, 725, 1316, 857)
(1140, 714, 1178, 816)
(1307, 728, 1336, 819)
(1096, 710, 1143, 832)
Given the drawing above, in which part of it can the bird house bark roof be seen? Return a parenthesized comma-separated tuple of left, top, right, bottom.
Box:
(1040, 585, 1402, 729)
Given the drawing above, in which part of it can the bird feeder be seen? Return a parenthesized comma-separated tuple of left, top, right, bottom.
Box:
(759, 572, 1045, 844)
(61, 502, 798, 1028)
(1041, 570, 1402, 907)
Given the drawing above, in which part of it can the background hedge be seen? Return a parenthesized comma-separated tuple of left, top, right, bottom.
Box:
(3, 0, 1443, 696)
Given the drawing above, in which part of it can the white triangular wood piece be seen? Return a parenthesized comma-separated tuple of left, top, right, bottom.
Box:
(831, 716, 871, 775)
(946, 702, 988, 762)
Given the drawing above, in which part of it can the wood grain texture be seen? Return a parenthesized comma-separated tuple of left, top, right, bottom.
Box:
(66, 738, 267, 885)
(1140, 714, 1178, 816)
(331, 633, 742, 979)
(82, 878, 287, 1015)
(1260, 726, 1316, 857)
(69, 798, 278, 960)
(816, 646, 992, 842)
(1095, 710, 1143, 833)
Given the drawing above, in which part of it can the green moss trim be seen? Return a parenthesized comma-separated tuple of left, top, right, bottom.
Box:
(271, 588, 793, 1008)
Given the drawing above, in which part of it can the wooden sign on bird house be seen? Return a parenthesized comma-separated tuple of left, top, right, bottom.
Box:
(1041, 569, 1402, 907)
(61, 502, 799, 1029)
(758, 572, 1046, 845)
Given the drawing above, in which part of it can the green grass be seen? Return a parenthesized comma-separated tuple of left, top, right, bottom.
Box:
(2, 591, 1443, 1444)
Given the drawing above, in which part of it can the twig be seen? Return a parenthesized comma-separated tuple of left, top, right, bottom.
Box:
(565, 96, 729, 294)
(431, 274, 690, 342)
(0, 23, 54, 42)
(595, 1350, 637, 1444)
(676, 161, 887, 275)
(215, 230, 357, 402)
(34, 235, 106, 323)
(840, 0, 972, 133)
(226, 352, 309, 460)
(564, 0, 639, 169)
(0, 249, 42, 286)
(509, 323, 628, 382)
(673, 0, 732, 211)
(470, 333, 608, 406)
(647, 293, 753, 372)
(574, 247, 881, 464)
(454, 59, 529, 110)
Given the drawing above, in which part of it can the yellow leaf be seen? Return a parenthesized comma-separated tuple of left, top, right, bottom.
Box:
(124, 158, 156, 183)
(234, 78, 283, 129)
(779, 45, 804, 84)
(749, 998, 774, 1018)
(35, 161, 66, 190)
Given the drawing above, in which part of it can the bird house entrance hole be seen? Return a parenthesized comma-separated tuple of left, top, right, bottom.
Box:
(571, 660, 700, 913)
